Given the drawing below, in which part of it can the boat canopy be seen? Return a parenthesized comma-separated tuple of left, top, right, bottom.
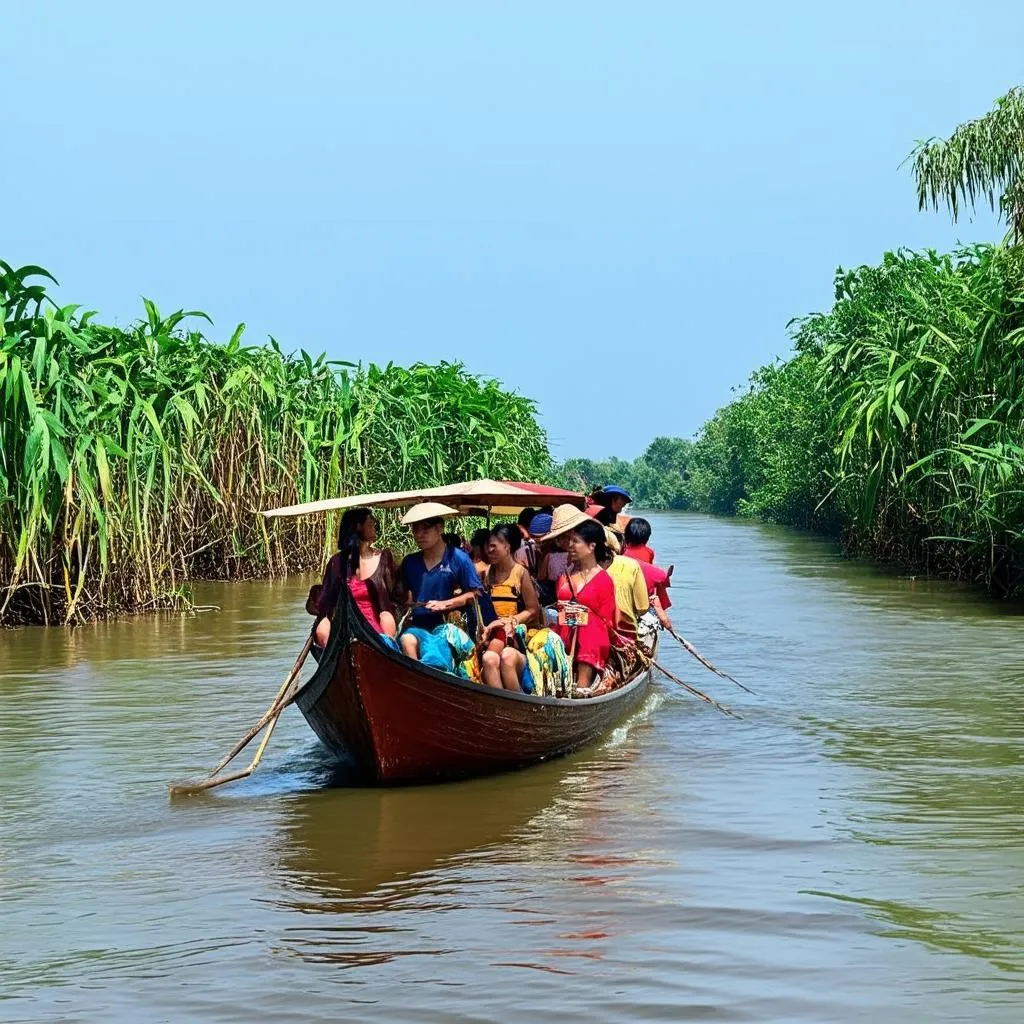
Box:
(261, 478, 586, 519)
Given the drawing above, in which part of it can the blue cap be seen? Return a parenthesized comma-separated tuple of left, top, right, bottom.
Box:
(602, 485, 632, 502)
(529, 513, 553, 537)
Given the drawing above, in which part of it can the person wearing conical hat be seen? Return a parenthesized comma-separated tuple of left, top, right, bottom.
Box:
(540, 506, 619, 695)
(397, 502, 486, 664)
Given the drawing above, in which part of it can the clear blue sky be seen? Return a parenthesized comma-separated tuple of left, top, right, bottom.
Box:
(5, 2, 1021, 459)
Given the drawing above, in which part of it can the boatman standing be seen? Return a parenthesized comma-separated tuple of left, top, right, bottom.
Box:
(398, 502, 486, 663)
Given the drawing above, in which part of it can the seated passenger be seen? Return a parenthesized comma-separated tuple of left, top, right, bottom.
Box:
(469, 527, 492, 578)
(398, 503, 483, 666)
(313, 507, 398, 648)
(514, 507, 541, 574)
(601, 528, 650, 641)
(623, 518, 673, 636)
(480, 524, 542, 692)
(541, 507, 618, 695)
(534, 513, 568, 607)
(443, 530, 466, 554)
(623, 517, 656, 564)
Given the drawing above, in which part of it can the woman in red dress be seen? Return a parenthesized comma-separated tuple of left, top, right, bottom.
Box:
(552, 517, 618, 693)
(313, 508, 399, 647)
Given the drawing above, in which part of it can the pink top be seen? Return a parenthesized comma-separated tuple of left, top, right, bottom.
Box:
(348, 576, 383, 633)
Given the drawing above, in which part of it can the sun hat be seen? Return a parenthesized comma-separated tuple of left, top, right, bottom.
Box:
(401, 501, 461, 526)
(539, 503, 592, 542)
(528, 512, 553, 537)
(603, 527, 622, 554)
(601, 485, 632, 502)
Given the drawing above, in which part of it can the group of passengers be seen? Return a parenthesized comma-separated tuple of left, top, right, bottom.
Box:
(310, 487, 674, 699)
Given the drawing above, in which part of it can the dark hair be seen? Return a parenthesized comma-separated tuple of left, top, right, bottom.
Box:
(490, 523, 522, 554)
(413, 516, 444, 529)
(470, 528, 492, 558)
(572, 518, 608, 562)
(443, 531, 464, 551)
(593, 505, 617, 526)
(517, 507, 537, 529)
(337, 507, 372, 579)
(624, 517, 651, 546)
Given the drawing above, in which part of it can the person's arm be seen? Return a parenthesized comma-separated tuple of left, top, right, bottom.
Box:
(424, 551, 481, 614)
(652, 594, 672, 630)
(425, 590, 477, 614)
(519, 572, 542, 628)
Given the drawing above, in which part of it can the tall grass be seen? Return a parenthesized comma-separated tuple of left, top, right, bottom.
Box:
(800, 244, 1024, 589)
(601, 244, 1024, 596)
(0, 262, 551, 625)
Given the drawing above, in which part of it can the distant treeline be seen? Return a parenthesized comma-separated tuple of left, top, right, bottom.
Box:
(0, 262, 551, 625)
(561, 242, 1024, 597)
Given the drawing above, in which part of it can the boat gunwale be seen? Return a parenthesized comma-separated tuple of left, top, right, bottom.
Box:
(304, 588, 650, 712)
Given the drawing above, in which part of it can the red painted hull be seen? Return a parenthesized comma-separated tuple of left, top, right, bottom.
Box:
(296, 596, 653, 785)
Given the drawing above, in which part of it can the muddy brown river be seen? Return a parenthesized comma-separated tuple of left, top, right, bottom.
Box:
(2, 513, 1022, 1021)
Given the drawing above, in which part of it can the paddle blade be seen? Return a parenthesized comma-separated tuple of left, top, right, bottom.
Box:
(168, 767, 252, 797)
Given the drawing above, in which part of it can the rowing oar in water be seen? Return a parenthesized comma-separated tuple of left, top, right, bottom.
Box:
(168, 633, 314, 797)
(577, 614, 741, 720)
(644, 652, 741, 719)
(665, 627, 755, 695)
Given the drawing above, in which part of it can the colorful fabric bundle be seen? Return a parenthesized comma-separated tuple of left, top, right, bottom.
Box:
(402, 624, 475, 675)
(513, 625, 572, 697)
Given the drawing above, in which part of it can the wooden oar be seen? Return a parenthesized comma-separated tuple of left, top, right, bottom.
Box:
(577, 613, 741, 720)
(168, 633, 313, 797)
(646, 653, 741, 719)
(666, 627, 755, 694)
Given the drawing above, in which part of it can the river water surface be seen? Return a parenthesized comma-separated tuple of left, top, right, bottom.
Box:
(2, 514, 1023, 1022)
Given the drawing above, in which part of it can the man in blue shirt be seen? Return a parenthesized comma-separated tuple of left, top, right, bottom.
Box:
(398, 502, 484, 662)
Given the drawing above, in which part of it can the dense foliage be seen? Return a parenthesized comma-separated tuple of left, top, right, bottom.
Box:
(911, 87, 1024, 240)
(0, 262, 551, 625)
(575, 244, 1024, 596)
(562, 90, 1024, 597)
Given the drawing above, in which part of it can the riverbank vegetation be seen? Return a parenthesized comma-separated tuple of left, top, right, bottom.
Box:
(0, 263, 550, 625)
(562, 89, 1024, 597)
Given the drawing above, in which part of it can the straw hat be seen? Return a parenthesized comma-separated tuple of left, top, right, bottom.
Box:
(604, 527, 622, 555)
(539, 503, 592, 541)
(401, 501, 461, 526)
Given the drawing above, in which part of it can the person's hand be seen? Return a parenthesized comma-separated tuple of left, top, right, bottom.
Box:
(659, 615, 673, 631)
(425, 599, 448, 613)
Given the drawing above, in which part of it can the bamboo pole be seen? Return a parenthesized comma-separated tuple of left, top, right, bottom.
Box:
(168, 633, 313, 796)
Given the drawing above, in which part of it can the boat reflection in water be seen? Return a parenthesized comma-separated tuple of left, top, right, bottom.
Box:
(266, 740, 657, 970)
(272, 757, 578, 910)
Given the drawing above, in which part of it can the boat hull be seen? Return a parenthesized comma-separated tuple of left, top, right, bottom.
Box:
(296, 595, 652, 785)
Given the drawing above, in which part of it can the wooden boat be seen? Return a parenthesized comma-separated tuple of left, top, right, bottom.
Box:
(294, 587, 653, 785)
(263, 478, 655, 786)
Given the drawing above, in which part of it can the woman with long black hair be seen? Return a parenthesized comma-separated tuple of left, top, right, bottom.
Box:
(541, 507, 618, 694)
(313, 508, 398, 647)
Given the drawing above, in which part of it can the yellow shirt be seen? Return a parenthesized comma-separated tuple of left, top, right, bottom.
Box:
(606, 555, 650, 626)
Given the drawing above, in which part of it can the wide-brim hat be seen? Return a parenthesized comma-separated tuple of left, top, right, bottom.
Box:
(401, 501, 461, 526)
(604, 527, 622, 555)
(600, 485, 632, 503)
(539, 503, 592, 542)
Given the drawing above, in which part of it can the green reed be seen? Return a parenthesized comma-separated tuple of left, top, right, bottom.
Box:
(0, 262, 551, 625)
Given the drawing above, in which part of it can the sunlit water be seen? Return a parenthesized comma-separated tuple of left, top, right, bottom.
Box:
(2, 514, 1022, 1022)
